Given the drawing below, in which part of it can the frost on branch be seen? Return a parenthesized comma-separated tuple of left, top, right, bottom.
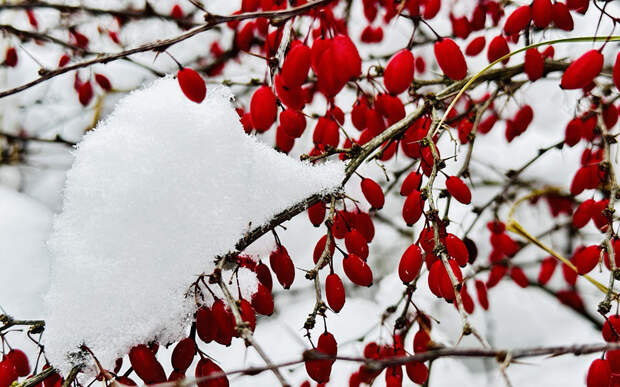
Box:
(43, 78, 344, 373)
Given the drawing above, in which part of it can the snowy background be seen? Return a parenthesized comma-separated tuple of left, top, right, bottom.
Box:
(0, 0, 619, 386)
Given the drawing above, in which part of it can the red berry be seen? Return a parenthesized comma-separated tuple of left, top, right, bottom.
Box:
(78, 81, 93, 106)
(474, 279, 489, 309)
(573, 199, 595, 228)
(325, 273, 345, 312)
(434, 38, 467, 80)
(560, 50, 604, 90)
(239, 298, 256, 332)
(177, 68, 206, 103)
(58, 54, 70, 67)
(212, 299, 235, 346)
(280, 109, 306, 138)
(400, 171, 422, 196)
(251, 283, 274, 316)
(402, 190, 424, 226)
(343, 254, 373, 287)
(281, 43, 311, 88)
(445, 234, 469, 266)
(532, 0, 553, 28)
(486, 264, 508, 288)
(94, 73, 112, 91)
(537, 257, 557, 285)
(552, 2, 574, 31)
(383, 49, 414, 95)
(129, 344, 167, 384)
(503, 6, 531, 35)
(509, 266, 528, 288)
(586, 359, 610, 387)
(250, 85, 278, 132)
(195, 358, 229, 387)
(465, 36, 486, 56)
(196, 306, 215, 343)
(524, 48, 544, 81)
(361, 178, 384, 209)
(445, 176, 471, 204)
(171, 4, 184, 19)
(487, 35, 510, 64)
(345, 229, 369, 259)
(4, 47, 17, 67)
(171, 338, 196, 372)
(307, 201, 326, 227)
(405, 361, 428, 384)
(573, 245, 601, 274)
(398, 244, 423, 283)
(269, 246, 295, 289)
(0, 359, 18, 387)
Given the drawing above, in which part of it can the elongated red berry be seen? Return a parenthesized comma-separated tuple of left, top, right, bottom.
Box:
(402, 190, 424, 226)
(58, 54, 70, 67)
(78, 81, 93, 106)
(307, 201, 326, 227)
(196, 306, 215, 343)
(445, 176, 471, 204)
(280, 109, 306, 138)
(509, 266, 528, 288)
(524, 48, 544, 81)
(4, 47, 17, 67)
(239, 298, 256, 332)
(552, 2, 574, 31)
(445, 234, 469, 266)
(398, 244, 423, 283)
(573, 198, 595, 228)
(474, 280, 489, 309)
(129, 345, 167, 384)
(587, 359, 610, 387)
(171, 4, 184, 19)
(405, 361, 428, 384)
(434, 39, 467, 80)
(361, 178, 384, 209)
(573, 245, 600, 274)
(94, 73, 112, 91)
(212, 299, 235, 346)
(487, 35, 510, 64)
(343, 254, 373, 287)
(6, 350, 29, 377)
(465, 36, 486, 56)
(345, 229, 369, 259)
(400, 171, 422, 196)
(503, 6, 531, 35)
(486, 264, 508, 288)
(537, 257, 557, 285)
(560, 50, 604, 90)
(251, 283, 274, 315)
(281, 43, 311, 87)
(384, 49, 414, 94)
(177, 68, 206, 103)
(171, 338, 196, 372)
(0, 359, 17, 387)
(269, 246, 295, 289)
(250, 85, 277, 132)
(195, 358, 228, 387)
(532, 0, 553, 28)
(326, 273, 345, 312)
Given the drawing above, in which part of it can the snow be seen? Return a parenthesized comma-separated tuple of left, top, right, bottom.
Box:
(42, 77, 344, 373)
(0, 187, 52, 319)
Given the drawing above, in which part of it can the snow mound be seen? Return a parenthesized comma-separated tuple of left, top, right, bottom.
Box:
(43, 77, 344, 373)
